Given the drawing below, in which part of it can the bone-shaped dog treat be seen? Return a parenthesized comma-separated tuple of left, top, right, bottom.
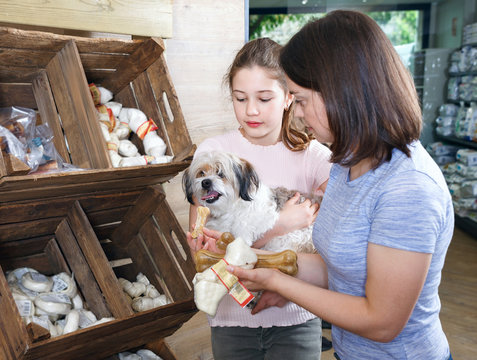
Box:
(195, 249, 298, 276)
(216, 232, 235, 251)
(191, 206, 210, 238)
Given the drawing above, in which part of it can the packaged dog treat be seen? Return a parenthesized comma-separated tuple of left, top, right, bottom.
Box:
(456, 149, 477, 167)
(27, 124, 80, 174)
(0, 125, 28, 167)
(0, 107, 81, 174)
(0, 106, 36, 145)
(439, 103, 459, 117)
(459, 180, 477, 197)
(426, 142, 460, 157)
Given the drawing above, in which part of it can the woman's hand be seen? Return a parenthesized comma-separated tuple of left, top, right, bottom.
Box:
(226, 265, 280, 292)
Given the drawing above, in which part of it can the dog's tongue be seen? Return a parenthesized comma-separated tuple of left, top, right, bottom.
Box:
(201, 191, 219, 200)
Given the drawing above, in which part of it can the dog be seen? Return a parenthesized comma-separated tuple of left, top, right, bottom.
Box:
(182, 151, 320, 253)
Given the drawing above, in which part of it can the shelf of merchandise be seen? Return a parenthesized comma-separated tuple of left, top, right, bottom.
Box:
(446, 99, 476, 105)
(448, 70, 477, 77)
(446, 54, 477, 104)
(435, 134, 477, 239)
(435, 134, 477, 149)
(436, 43, 477, 239)
(446, 69, 477, 104)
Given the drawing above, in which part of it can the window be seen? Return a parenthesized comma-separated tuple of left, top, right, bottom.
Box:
(248, 2, 430, 71)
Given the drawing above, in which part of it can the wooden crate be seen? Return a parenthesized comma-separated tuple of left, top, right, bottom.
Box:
(0, 26, 198, 358)
(0, 185, 197, 359)
(0, 26, 195, 202)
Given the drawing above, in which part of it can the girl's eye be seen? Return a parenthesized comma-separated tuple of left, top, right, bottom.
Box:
(260, 98, 271, 102)
(235, 97, 246, 102)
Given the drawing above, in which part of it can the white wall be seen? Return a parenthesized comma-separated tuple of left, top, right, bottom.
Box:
(435, 0, 466, 49)
(163, 0, 245, 230)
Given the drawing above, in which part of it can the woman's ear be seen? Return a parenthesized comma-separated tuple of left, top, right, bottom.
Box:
(285, 93, 294, 111)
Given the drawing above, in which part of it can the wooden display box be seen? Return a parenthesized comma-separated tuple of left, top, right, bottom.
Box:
(0, 25, 198, 359)
(0, 26, 195, 201)
(0, 185, 197, 359)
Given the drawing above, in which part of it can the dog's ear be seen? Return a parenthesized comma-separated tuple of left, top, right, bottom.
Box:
(182, 168, 195, 204)
(233, 159, 259, 201)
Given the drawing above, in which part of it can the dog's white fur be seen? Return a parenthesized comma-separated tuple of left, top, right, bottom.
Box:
(182, 151, 319, 253)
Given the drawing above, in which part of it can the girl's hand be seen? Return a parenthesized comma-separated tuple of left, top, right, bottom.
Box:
(186, 231, 205, 262)
(280, 192, 319, 231)
(253, 192, 319, 249)
(251, 290, 289, 314)
(186, 227, 225, 261)
(201, 227, 226, 253)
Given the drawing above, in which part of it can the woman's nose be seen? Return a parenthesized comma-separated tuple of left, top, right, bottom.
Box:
(294, 106, 304, 118)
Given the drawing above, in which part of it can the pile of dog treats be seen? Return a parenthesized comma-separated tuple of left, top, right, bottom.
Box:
(7, 267, 114, 338)
(118, 272, 171, 312)
(89, 84, 173, 167)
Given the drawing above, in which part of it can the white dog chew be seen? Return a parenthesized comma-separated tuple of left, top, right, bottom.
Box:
(182, 151, 320, 253)
(192, 236, 257, 317)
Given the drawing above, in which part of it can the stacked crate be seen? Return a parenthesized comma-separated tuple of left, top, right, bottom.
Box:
(0, 26, 197, 359)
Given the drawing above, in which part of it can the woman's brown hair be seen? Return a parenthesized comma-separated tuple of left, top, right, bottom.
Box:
(280, 10, 422, 167)
(224, 37, 312, 151)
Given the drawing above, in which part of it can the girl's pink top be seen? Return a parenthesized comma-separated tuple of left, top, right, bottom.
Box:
(194, 129, 332, 328)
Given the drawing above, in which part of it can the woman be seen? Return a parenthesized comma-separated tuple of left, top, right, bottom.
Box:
(227, 10, 454, 360)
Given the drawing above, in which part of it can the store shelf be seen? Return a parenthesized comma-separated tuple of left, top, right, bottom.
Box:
(433, 136, 477, 238)
(448, 71, 477, 77)
(445, 99, 475, 105)
(435, 134, 477, 149)
(455, 214, 477, 239)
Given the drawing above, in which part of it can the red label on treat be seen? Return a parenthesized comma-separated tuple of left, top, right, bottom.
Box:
(136, 118, 158, 139)
(89, 83, 101, 105)
(107, 142, 118, 151)
(211, 259, 254, 308)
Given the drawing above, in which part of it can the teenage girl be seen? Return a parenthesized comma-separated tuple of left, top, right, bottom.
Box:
(186, 38, 332, 359)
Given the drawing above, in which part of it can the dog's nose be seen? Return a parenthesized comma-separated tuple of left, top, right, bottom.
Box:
(202, 179, 212, 189)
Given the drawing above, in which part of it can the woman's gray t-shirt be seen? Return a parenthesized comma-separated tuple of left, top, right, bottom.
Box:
(314, 141, 453, 360)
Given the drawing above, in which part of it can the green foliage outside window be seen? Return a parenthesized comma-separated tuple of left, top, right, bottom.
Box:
(249, 11, 419, 47)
